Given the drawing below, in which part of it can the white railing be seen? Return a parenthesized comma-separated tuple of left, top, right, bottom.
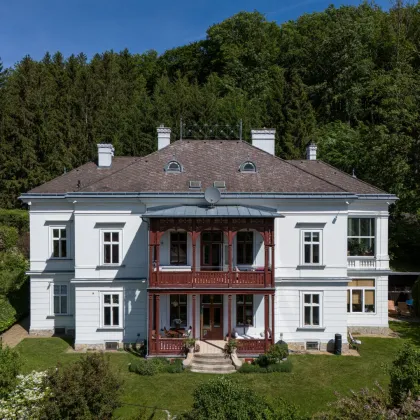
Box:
(347, 257, 376, 269)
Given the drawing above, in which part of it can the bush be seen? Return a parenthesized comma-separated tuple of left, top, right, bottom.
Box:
(0, 226, 19, 251)
(389, 343, 420, 405)
(413, 276, 420, 316)
(129, 358, 183, 375)
(238, 360, 293, 374)
(0, 281, 30, 333)
(0, 346, 21, 398)
(267, 342, 289, 363)
(254, 354, 270, 368)
(0, 371, 50, 419)
(42, 353, 122, 419)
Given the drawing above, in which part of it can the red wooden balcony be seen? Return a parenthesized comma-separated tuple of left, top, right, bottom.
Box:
(150, 270, 271, 288)
(237, 339, 266, 354)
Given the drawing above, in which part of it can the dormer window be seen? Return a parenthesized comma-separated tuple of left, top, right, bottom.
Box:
(240, 161, 257, 173)
(165, 161, 182, 173)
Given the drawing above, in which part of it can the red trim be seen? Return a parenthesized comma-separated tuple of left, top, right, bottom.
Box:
(192, 294, 196, 338)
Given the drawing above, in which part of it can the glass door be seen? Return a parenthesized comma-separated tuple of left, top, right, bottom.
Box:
(201, 231, 223, 271)
(201, 295, 224, 340)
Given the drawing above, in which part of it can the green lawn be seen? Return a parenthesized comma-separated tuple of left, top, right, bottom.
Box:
(14, 321, 420, 419)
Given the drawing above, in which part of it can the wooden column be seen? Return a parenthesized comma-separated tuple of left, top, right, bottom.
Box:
(192, 220, 197, 273)
(264, 243, 269, 288)
(228, 294, 232, 340)
(148, 293, 153, 354)
(264, 294, 269, 352)
(155, 294, 160, 354)
(148, 224, 154, 286)
(271, 293, 275, 345)
(271, 221, 275, 287)
(156, 227, 161, 286)
(192, 294, 196, 339)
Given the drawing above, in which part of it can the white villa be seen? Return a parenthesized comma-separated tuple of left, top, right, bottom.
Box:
(20, 127, 395, 356)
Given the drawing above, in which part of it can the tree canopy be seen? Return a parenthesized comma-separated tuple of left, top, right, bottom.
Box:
(1, 3, 420, 267)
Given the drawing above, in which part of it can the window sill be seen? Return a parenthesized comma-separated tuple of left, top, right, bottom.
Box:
(96, 265, 125, 269)
(46, 314, 73, 319)
(47, 258, 73, 261)
(297, 265, 326, 270)
(96, 327, 124, 331)
(296, 327, 326, 331)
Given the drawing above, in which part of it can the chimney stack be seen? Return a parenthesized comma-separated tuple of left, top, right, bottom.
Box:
(306, 142, 317, 160)
(97, 144, 114, 168)
(157, 125, 171, 150)
(251, 129, 276, 156)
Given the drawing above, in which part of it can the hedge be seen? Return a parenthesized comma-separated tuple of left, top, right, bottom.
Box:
(0, 281, 29, 333)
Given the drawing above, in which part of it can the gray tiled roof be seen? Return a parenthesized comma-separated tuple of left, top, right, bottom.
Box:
(28, 140, 386, 195)
(144, 205, 284, 218)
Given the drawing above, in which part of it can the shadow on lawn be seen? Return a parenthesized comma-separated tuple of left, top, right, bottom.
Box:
(390, 321, 420, 347)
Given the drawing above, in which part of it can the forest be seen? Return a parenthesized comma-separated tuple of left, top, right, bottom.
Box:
(0, 2, 419, 268)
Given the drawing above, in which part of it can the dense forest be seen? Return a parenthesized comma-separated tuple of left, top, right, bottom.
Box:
(0, 3, 419, 268)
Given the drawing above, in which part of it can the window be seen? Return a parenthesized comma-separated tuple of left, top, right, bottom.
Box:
(170, 295, 187, 327)
(348, 218, 375, 256)
(102, 293, 122, 327)
(240, 161, 257, 172)
(102, 231, 121, 265)
(347, 279, 375, 313)
(170, 232, 187, 265)
(236, 294, 253, 326)
(237, 231, 253, 265)
(53, 284, 68, 314)
(52, 228, 67, 258)
(166, 161, 182, 172)
(302, 231, 321, 264)
(302, 293, 321, 327)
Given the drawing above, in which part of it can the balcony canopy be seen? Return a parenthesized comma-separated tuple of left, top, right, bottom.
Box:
(143, 205, 284, 218)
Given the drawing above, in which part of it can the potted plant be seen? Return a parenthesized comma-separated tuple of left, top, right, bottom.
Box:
(184, 338, 196, 353)
(224, 339, 238, 356)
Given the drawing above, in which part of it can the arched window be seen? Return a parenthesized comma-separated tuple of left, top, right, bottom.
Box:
(240, 161, 257, 173)
(165, 161, 182, 172)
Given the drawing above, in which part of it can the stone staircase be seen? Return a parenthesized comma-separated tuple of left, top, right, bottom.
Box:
(190, 353, 236, 374)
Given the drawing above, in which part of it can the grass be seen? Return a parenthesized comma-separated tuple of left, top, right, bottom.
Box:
(14, 321, 420, 419)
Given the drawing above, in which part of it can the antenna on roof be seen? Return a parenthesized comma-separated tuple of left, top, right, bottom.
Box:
(352, 168, 357, 178)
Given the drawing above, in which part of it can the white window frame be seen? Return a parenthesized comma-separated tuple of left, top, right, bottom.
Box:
(300, 291, 323, 328)
(50, 282, 69, 316)
(301, 230, 323, 266)
(347, 279, 376, 314)
(347, 217, 376, 257)
(100, 291, 123, 328)
(100, 229, 123, 266)
(49, 226, 69, 259)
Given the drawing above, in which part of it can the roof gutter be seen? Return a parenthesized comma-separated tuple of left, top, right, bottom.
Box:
(19, 191, 398, 202)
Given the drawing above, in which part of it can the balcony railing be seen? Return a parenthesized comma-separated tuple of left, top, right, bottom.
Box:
(150, 270, 269, 288)
(347, 257, 377, 270)
(237, 339, 266, 354)
(149, 338, 185, 355)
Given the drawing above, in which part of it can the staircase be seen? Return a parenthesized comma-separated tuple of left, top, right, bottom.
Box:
(190, 353, 236, 374)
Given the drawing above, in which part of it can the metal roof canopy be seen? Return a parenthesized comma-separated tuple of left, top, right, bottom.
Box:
(143, 205, 284, 218)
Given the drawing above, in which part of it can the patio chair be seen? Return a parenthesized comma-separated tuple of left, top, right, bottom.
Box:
(388, 300, 398, 317)
(349, 332, 362, 351)
(397, 302, 412, 317)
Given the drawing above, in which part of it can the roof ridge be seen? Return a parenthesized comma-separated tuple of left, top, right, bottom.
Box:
(241, 141, 347, 192)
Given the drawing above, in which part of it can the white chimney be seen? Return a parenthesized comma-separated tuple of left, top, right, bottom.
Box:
(97, 144, 114, 168)
(251, 129, 275, 156)
(306, 142, 317, 160)
(157, 125, 171, 150)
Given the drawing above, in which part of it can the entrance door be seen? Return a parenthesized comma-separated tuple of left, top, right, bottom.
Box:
(201, 231, 223, 271)
(201, 295, 224, 340)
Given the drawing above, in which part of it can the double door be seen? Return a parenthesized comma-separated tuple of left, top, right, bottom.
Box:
(201, 294, 223, 340)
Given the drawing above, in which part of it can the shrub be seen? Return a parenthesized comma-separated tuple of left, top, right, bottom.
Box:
(413, 276, 420, 316)
(254, 354, 270, 368)
(42, 353, 122, 419)
(267, 342, 289, 363)
(182, 376, 274, 419)
(389, 343, 420, 405)
(266, 360, 293, 373)
(0, 371, 50, 419)
(0, 346, 21, 398)
(129, 358, 183, 375)
(238, 360, 293, 374)
(0, 226, 19, 251)
(0, 281, 30, 333)
(238, 363, 262, 373)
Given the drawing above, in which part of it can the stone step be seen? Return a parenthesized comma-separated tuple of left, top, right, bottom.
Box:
(192, 357, 232, 366)
(190, 364, 236, 374)
(193, 353, 225, 358)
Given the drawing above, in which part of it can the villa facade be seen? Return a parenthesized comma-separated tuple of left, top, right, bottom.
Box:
(20, 127, 395, 355)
